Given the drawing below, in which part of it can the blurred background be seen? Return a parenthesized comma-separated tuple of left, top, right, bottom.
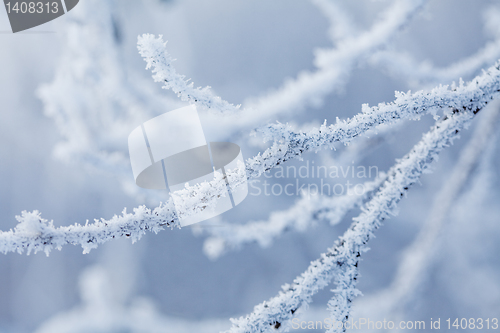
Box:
(0, 0, 499, 332)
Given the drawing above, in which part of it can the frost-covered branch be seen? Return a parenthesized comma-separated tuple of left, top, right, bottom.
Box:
(2, 61, 500, 255)
(244, 60, 500, 180)
(226, 109, 481, 333)
(0, 206, 172, 255)
(137, 34, 240, 115)
(353, 102, 500, 324)
(387, 103, 500, 307)
(326, 106, 500, 332)
(0, 169, 234, 255)
(202, 175, 385, 260)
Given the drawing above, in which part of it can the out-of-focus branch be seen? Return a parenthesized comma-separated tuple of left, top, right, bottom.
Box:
(34, 265, 229, 333)
(37, 0, 181, 203)
(202, 175, 386, 260)
(318, 3, 500, 89)
(309, 0, 357, 43)
(369, 5, 500, 88)
(244, 0, 424, 125)
(371, 39, 500, 89)
(313, 0, 423, 69)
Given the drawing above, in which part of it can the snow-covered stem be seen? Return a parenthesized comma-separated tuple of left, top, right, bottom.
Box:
(357, 102, 500, 321)
(2, 61, 500, 255)
(137, 34, 240, 115)
(202, 175, 385, 260)
(226, 109, 480, 333)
